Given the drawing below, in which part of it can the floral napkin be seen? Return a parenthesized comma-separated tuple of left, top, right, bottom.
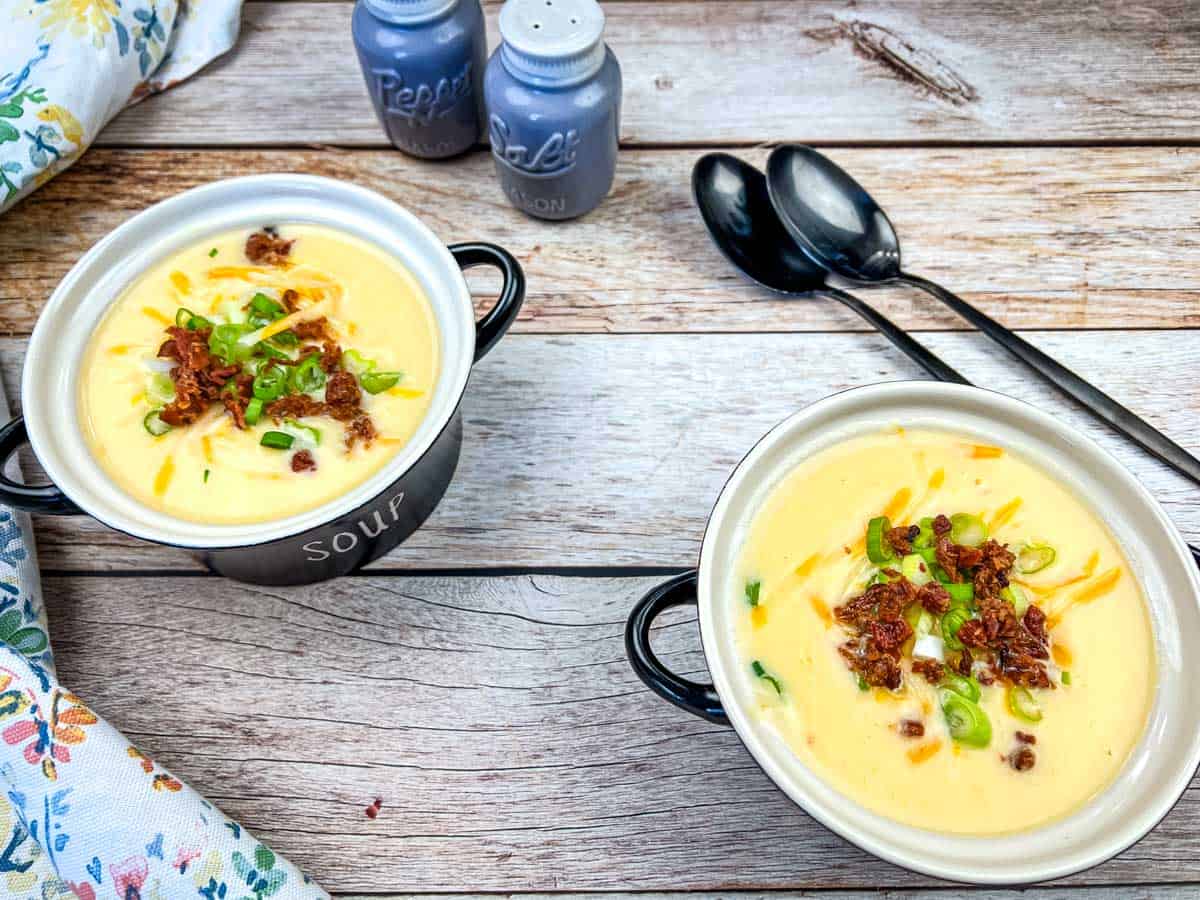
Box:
(0, 385, 326, 897)
(2, 0, 242, 213)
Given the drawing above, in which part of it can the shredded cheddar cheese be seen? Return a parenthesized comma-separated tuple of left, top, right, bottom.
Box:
(907, 740, 942, 764)
(970, 444, 1004, 459)
(990, 497, 1023, 532)
(142, 307, 171, 326)
(928, 467, 945, 489)
(170, 271, 191, 295)
(153, 457, 175, 497)
(751, 605, 768, 629)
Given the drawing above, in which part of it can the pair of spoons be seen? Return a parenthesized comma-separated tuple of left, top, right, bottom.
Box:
(693, 147, 1200, 566)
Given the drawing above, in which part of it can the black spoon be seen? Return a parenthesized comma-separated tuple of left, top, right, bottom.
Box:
(764, 143, 1200, 492)
(693, 153, 966, 385)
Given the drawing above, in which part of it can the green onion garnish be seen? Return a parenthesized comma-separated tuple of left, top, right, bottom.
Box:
(186, 313, 212, 331)
(260, 431, 294, 450)
(143, 410, 171, 437)
(914, 516, 936, 550)
(360, 371, 402, 394)
(941, 606, 971, 651)
(253, 364, 289, 402)
(949, 512, 988, 547)
(285, 419, 322, 447)
(751, 660, 782, 694)
(1062, 671, 1072, 685)
(900, 553, 932, 586)
(208, 247, 218, 257)
(244, 397, 263, 426)
(940, 672, 981, 703)
(268, 330, 298, 349)
(208, 323, 255, 364)
(856, 675, 869, 691)
(1006, 686, 1043, 723)
(865, 515, 894, 565)
(290, 355, 326, 394)
(146, 372, 175, 406)
(341, 349, 374, 375)
(249, 292, 286, 321)
(1001, 584, 1030, 618)
(945, 582, 975, 607)
(175, 307, 195, 328)
(203, 469, 211, 483)
(745, 580, 761, 607)
(1016, 542, 1057, 574)
(940, 690, 992, 747)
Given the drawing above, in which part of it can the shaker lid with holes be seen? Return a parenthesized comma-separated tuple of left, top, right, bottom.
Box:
(498, 0, 607, 87)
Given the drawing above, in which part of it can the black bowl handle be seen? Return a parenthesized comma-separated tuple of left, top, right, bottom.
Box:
(625, 570, 728, 725)
(450, 242, 526, 363)
(0, 417, 80, 515)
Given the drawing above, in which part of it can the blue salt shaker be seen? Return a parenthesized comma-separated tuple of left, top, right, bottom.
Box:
(352, 0, 487, 159)
(484, 0, 622, 219)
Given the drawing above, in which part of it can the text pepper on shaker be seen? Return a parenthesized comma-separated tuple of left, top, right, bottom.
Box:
(485, 0, 622, 220)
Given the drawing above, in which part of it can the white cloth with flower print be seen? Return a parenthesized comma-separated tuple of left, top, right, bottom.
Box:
(1, 0, 242, 212)
(0, 386, 328, 898)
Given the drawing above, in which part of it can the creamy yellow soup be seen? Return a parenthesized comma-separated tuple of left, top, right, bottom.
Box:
(734, 428, 1155, 834)
(78, 224, 440, 524)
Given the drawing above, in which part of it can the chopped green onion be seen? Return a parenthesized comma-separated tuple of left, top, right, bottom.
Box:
(175, 307, 195, 328)
(945, 583, 975, 607)
(940, 690, 992, 747)
(914, 516, 936, 550)
(940, 672, 981, 703)
(856, 675, 869, 691)
(751, 660, 782, 694)
(244, 397, 263, 426)
(208, 247, 218, 257)
(209, 323, 255, 363)
(1001, 584, 1030, 618)
(341, 349, 375, 375)
(203, 469, 211, 483)
(187, 313, 212, 331)
(252, 364, 289, 402)
(900, 553, 933, 586)
(915, 546, 952, 583)
(1007, 686, 1043, 723)
(284, 418, 322, 447)
(949, 512, 988, 547)
(360, 371, 402, 394)
(745, 580, 761, 607)
(254, 341, 291, 361)
(941, 606, 972, 651)
(1062, 671, 1072, 685)
(290, 355, 326, 394)
(866, 516, 894, 565)
(903, 606, 934, 636)
(249, 292, 286, 321)
(1017, 542, 1057, 574)
(260, 431, 294, 450)
(143, 410, 171, 437)
(146, 372, 175, 406)
(268, 330, 298, 349)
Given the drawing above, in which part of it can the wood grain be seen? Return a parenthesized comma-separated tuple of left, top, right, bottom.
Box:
(336, 891, 1200, 899)
(97, 1, 1200, 146)
(4, 147, 1200, 336)
(44, 573, 1200, 891)
(8, 329, 1199, 572)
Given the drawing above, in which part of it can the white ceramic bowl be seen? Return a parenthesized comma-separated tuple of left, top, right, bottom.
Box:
(0, 175, 524, 584)
(628, 381, 1200, 883)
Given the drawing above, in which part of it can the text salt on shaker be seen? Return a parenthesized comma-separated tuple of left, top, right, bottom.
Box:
(485, 0, 622, 220)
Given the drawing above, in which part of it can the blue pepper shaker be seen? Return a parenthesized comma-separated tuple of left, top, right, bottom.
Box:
(352, 0, 487, 159)
(484, 0, 622, 220)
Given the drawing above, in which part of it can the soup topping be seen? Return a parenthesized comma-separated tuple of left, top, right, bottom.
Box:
(829, 510, 1063, 770)
(143, 230, 410, 473)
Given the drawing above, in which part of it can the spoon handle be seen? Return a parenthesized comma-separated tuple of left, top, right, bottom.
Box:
(899, 271, 1200, 489)
(824, 287, 969, 385)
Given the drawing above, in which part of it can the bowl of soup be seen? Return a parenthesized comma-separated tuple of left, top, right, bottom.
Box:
(0, 175, 524, 585)
(625, 381, 1200, 883)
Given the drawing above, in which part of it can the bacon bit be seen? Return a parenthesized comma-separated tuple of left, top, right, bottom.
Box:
(281, 289, 300, 313)
(970, 444, 1004, 459)
(886, 524, 920, 555)
(907, 740, 942, 764)
(795, 553, 820, 577)
(917, 582, 951, 615)
(882, 487, 912, 521)
(1015, 731, 1037, 744)
(1009, 746, 1036, 771)
(245, 229, 295, 266)
(291, 450, 317, 473)
(365, 797, 383, 819)
(326, 370, 361, 408)
(153, 457, 175, 497)
(932, 514, 952, 537)
(142, 306, 172, 325)
(293, 317, 334, 342)
(320, 340, 343, 373)
(809, 595, 831, 626)
(898, 719, 924, 738)
(345, 414, 378, 449)
(911, 657, 943, 684)
(928, 467, 945, 489)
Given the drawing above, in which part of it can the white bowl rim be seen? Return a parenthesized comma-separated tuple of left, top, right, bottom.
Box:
(21, 173, 476, 548)
(695, 380, 1200, 884)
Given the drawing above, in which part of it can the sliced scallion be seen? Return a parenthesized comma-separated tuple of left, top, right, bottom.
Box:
(1001, 584, 1030, 618)
(745, 580, 761, 607)
(866, 515, 894, 565)
(249, 292, 286, 321)
(940, 672, 981, 703)
(914, 516, 936, 550)
(949, 512, 988, 547)
(900, 552, 932, 586)
(146, 372, 175, 406)
(290, 355, 326, 394)
(360, 371, 402, 394)
(945, 583, 975, 607)
(244, 397, 263, 426)
(175, 307, 195, 328)
(284, 418, 322, 447)
(1007, 686, 1043, 723)
(260, 431, 294, 450)
(1062, 671, 1072, 685)
(940, 690, 992, 747)
(1017, 542, 1057, 574)
(143, 410, 171, 437)
(341, 349, 374, 375)
(751, 660, 782, 694)
(941, 606, 972, 651)
(253, 364, 289, 402)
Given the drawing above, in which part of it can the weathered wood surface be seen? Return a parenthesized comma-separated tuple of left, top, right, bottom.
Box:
(5, 147, 1200, 336)
(8, 328, 1199, 571)
(98, 1, 1200, 147)
(45, 574, 1200, 892)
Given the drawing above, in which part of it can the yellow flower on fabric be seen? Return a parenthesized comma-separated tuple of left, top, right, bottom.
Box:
(38, 106, 84, 147)
(33, 0, 121, 46)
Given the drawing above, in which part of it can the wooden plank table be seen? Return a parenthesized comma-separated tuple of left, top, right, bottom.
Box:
(4, 1, 1200, 895)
